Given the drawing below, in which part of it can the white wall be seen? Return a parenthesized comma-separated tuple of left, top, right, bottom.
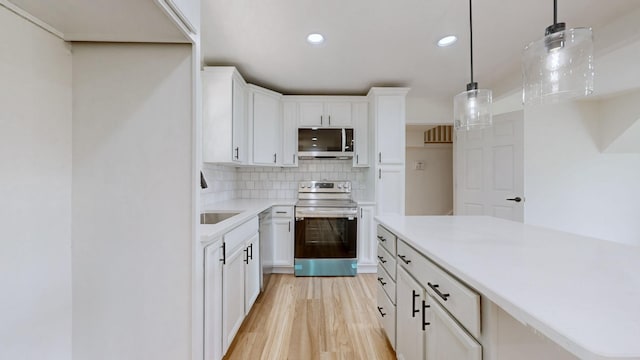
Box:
(405, 127, 453, 215)
(406, 96, 452, 125)
(72, 43, 193, 360)
(0, 6, 72, 360)
(524, 101, 640, 246)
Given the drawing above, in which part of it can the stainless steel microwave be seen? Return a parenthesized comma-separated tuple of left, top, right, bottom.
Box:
(298, 128, 354, 159)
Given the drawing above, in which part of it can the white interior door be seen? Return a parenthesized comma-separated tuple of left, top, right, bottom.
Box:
(455, 111, 524, 222)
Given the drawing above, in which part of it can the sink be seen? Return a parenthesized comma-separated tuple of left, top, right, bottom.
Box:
(200, 211, 241, 225)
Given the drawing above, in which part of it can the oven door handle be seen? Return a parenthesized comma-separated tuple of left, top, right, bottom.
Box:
(294, 210, 358, 218)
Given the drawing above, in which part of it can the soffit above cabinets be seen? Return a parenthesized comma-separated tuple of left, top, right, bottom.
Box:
(6, 0, 190, 42)
(201, 0, 640, 99)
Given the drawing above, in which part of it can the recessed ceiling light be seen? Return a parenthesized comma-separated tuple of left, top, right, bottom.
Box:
(307, 33, 325, 45)
(437, 35, 457, 47)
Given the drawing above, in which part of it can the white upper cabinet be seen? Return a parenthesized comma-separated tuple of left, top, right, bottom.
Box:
(281, 101, 298, 167)
(298, 98, 352, 127)
(352, 102, 369, 167)
(249, 85, 283, 166)
(370, 88, 409, 165)
(202, 67, 248, 164)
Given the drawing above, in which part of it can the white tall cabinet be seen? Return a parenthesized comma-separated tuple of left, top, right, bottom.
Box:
(204, 240, 224, 360)
(369, 88, 410, 216)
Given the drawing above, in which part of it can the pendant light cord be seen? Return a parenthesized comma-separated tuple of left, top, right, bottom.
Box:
(553, 0, 557, 25)
(469, 0, 474, 84)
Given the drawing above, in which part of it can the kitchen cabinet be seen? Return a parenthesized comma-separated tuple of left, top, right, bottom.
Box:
(204, 240, 223, 360)
(221, 217, 260, 353)
(357, 205, 376, 271)
(369, 88, 409, 217)
(250, 85, 283, 166)
(426, 299, 482, 360)
(352, 102, 369, 167)
(298, 99, 352, 127)
(377, 165, 405, 215)
(281, 101, 298, 167)
(202, 67, 248, 164)
(222, 238, 245, 352)
(375, 225, 397, 349)
(272, 206, 294, 271)
(396, 266, 426, 360)
(244, 233, 260, 314)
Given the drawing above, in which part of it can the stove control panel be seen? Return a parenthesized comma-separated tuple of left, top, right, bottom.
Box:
(298, 181, 351, 193)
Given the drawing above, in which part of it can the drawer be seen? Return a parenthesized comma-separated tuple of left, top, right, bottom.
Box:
(397, 240, 481, 340)
(377, 243, 396, 281)
(377, 283, 396, 350)
(377, 265, 396, 305)
(272, 206, 293, 218)
(376, 225, 396, 256)
(224, 216, 259, 253)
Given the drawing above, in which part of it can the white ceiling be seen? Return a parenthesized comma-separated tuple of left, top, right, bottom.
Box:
(7, 0, 187, 42)
(201, 0, 640, 99)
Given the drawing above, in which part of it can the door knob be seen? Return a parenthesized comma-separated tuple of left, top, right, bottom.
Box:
(506, 197, 522, 203)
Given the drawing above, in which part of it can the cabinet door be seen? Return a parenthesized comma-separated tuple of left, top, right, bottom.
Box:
(273, 217, 294, 266)
(299, 102, 324, 127)
(244, 233, 261, 314)
(232, 76, 247, 163)
(377, 165, 405, 215)
(396, 267, 426, 360)
(325, 101, 352, 127)
(281, 101, 298, 166)
(252, 91, 281, 165)
(357, 206, 376, 267)
(222, 243, 246, 352)
(204, 243, 223, 360)
(376, 95, 405, 165)
(353, 102, 369, 167)
(426, 298, 482, 360)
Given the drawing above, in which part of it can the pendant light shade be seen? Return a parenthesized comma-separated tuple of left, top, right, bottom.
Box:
(454, 0, 492, 131)
(522, 1, 594, 105)
(454, 85, 492, 131)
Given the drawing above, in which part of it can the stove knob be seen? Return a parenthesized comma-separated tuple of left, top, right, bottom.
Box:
(337, 184, 343, 189)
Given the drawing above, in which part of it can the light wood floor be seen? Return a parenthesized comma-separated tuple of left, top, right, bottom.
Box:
(223, 274, 396, 360)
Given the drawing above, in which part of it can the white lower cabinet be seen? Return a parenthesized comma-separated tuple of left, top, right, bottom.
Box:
(426, 299, 482, 360)
(204, 240, 223, 360)
(244, 233, 260, 314)
(375, 225, 397, 349)
(357, 205, 376, 271)
(222, 238, 246, 352)
(272, 206, 294, 270)
(396, 266, 426, 360)
(220, 217, 261, 354)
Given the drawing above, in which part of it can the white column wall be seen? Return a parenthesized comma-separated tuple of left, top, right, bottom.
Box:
(0, 5, 72, 360)
(71, 43, 193, 360)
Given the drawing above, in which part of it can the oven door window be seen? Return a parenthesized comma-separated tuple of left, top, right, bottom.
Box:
(295, 217, 357, 258)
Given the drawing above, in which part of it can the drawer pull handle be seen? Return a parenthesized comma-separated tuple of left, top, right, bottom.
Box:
(377, 277, 387, 286)
(412, 290, 420, 318)
(422, 300, 431, 331)
(377, 306, 386, 317)
(377, 235, 386, 242)
(428, 282, 451, 301)
(243, 248, 249, 264)
(377, 256, 387, 264)
(398, 254, 411, 264)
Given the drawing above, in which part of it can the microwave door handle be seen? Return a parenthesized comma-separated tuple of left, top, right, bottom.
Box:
(341, 128, 346, 152)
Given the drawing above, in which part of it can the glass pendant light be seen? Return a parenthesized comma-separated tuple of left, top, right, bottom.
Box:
(454, 0, 492, 131)
(522, 0, 594, 105)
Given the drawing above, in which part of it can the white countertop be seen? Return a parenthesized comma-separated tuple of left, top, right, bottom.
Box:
(375, 215, 640, 360)
(200, 198, 296, 244)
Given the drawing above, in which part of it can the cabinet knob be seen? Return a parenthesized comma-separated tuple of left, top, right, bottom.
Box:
(377, 255, 387, 264)
(377, 235, 386, 242)
(398, 254, 411, 264)
(377, 277, 387, 286)
(377, 306, 386, 317)
(506, 197, 523, 203)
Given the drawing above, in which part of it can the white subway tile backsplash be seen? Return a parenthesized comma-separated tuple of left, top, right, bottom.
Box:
(201, 159, 368, 203)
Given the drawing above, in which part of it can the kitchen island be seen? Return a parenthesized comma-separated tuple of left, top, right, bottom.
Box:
(375, 215, 640, 360)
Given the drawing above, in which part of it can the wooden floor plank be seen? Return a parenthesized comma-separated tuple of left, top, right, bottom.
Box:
(223, 274, 396, 360)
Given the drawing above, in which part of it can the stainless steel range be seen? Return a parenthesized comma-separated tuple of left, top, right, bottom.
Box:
(294, 180, 358, 276)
